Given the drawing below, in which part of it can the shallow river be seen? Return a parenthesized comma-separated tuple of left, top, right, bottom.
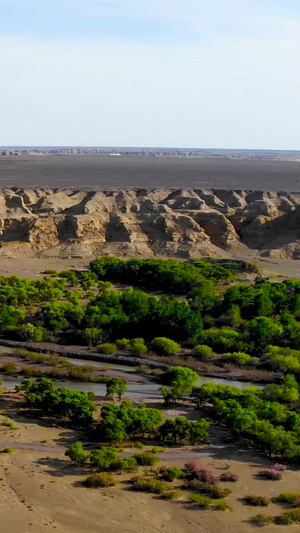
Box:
(0, 344, 263, 398)
(0, 375, 263, 399)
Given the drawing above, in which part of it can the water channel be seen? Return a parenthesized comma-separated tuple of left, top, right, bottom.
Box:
(0, 344, 264, 398)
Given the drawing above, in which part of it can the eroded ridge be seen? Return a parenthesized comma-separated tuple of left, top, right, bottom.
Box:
(0, 188, 299, 259)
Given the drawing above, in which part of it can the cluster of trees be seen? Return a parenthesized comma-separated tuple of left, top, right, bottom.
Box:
(16, 378, 96, 426)
(95, 399, 210, 446)
(96, 401, 164, 443)
(2, 257, 300, 387)
(191, 379, 300, 464)
(158, 417, 209, 444)
(90, 256, 222, 296)
(66, 441, 144, 473)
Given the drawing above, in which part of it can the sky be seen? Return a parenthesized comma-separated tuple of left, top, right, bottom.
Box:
(0, 0, 299, 149)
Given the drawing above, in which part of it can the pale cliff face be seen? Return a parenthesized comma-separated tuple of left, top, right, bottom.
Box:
(0, 188, 299, 260)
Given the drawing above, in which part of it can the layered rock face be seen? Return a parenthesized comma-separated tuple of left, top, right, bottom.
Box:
(0, 188, 300, 259)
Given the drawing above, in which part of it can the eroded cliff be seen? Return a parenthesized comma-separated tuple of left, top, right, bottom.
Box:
(0, 188, 300, 260)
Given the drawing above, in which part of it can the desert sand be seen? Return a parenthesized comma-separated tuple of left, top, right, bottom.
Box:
(0, 392, 299, 533)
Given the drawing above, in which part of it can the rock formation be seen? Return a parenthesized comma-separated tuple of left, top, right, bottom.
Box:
(0, 188, 299, 259)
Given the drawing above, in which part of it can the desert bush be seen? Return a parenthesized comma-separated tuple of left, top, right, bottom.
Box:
(83, 473, 117, 488)
(132, 338, 148, 355)
(160, 489, 182, 500)
(65, 441, 90, 465)
(188, 493, 213, 509)
(134, 442, 144, 450)
(160, 467, 185, 482)
(97, 343, 118, 355)
(150, 337, 181, 355)
(260, 468, 283, 480)
(24, 352, 46, 363)
(185, 462, 219, 484)
(2, 447, 14, 454)
(251, 514, 274, 526)
(133, 453, 160, 466)
(244, 495, 270, 507)
(186, 480, 231, 499)
(150, 447, 160, 454)
(273, 463, 286, 472)
(274, 509, 300, 525)
(110, 457, 138, 473)
(1, 421, 17, 430)
(214, 500, 231, 511)
(116, 338, 132, 350)
(131, 477, 169, 495)
(221, 352, 251, 365)
(219, 472, 239, 482)
(277, 492, 300, 506)
(2, 362, 17, 375)
(194, 345, 213, 359)
(44, 269, 58, 276)
(23, 367, 44, 378)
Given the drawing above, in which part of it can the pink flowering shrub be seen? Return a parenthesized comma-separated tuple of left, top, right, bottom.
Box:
(260, 468, 283, 480)
(184, 461, 219, 484)
(273, 464, 286, 472)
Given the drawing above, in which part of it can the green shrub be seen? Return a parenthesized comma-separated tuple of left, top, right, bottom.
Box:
(186, 480, 231, 499)
(2, 447, 14, 454)
(134, 442, 144, 450)
(150, 337, 181, 355)
(150, 446, 160, 454)
(274, 509, 300, 525)
(277, 492, 300, 506)
(1, 421, 17, 430)
(133, 453, 160, 466)
(213, 500, 231, 511)
(221, 352, 251, 365)
(65, 441, 90, 465)
(131, 477, 169, 494)
(251, 514, 274, 526)
(188, 493, 213, 509)
(160, 489, 182, 500)
(244, 495, 270, 507)
(160, 467, 185, 482)
(97, 343, 118, 355)
(116, 339, 132, 350)
(83, 473, 117, 488)
(23, 367, 44, 378)
(194, 345, 213, 359)
(131, 339, 148, 356)
(2, 362, 17, 375)
(44, 269, 58, 276)
(110, 457, 138, 472)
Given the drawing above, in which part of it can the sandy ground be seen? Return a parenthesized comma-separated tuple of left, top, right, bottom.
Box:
(0, 392, 299, 533)
(0, 254, 299, 281)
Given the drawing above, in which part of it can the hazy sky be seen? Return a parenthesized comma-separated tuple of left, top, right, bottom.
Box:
(1, 0, 299, 149)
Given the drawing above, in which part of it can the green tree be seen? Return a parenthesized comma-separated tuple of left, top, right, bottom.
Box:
(160, 366, 200, 404)
(84, 327, 103, 347)
(65, 441, 90, 465)
(248, 317, 282, 353)
(106, 378, 128, 401)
